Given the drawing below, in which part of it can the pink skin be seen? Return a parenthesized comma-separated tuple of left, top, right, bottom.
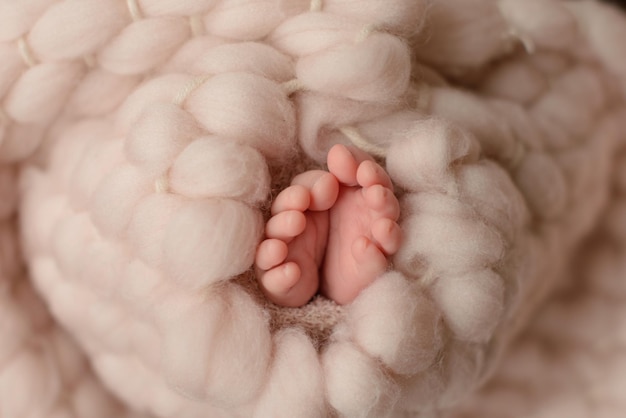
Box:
(255, 144, 402, 307)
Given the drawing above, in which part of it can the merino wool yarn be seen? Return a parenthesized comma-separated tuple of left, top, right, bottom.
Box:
(2, 0, 626, 417)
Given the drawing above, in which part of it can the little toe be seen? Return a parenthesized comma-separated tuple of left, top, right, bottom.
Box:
(356, 160, 393, 189)
(371, 218, 403, 255)
(292, 170, 339, 211)
(255, 238, 289, 271)
(265, 210, 306, 241)
(271, 185, 310, 215)
(363, 184, 400, 220)
(351, 236, 388, 278)
(327, 144, 373, 186)
(260, 262, 301, 297)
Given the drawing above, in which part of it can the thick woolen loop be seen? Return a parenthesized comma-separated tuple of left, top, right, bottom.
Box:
(79, 239, 130, 300)
(183, 72, 297, 161)
(202, 0, 284, 41)
(189, 42, 295, 82)
(158, 285, 271, 407)
(89, 164, 153, 239)
(432, 269, 505, 343)
(157, 291, 228, 401)
(19, 175, 67, 258)
(169, 136, 271, 205)
(457, 161, 529, 244)
(479, 57, 549, 104)
(28, 0, 129, 61)
(202, 286, 271, 407)
(514, 152, 568, 221)
(68, 137, 124, 211)
(411, 0, 513, 75)
(0, 45, 24, 99)
(270, 12, 359, 57)
(50, 213, 96, 279)
(97, 17, 191, 75)
(115, 74, 193, 132)
(436, 343, 487, 408)
(125, 102, 204, 176)
(136, 0, 217, 17)
(66, 70, 141, 117)
(295, 32, 411, 102)
(160, 36, 226, 73)
(127, 194, 185, 268)
(4, 61, 85, 124)
(395, 193, 506, 278)
(119, 259, 169, 318)
(0, 0, 54, 41)
(386, 120, 481, 193)
(347, 271, 442, 375)
(429, 88, 520, 166)
(47, 120, 112, 192)
(531, 66, 608, 144)
(162, 199, 263, 289)
(281, 0, 429, 37)
(323, 341, 400, 418)
(253, 329, 326, 418)
(499, 0, 578, 52)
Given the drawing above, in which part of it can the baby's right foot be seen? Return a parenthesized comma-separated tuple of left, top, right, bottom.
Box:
(255, 170, 339, 307)
(321, 144, 402, 305)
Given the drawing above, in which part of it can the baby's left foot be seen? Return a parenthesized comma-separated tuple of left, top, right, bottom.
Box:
(321, 145, 402, 305)
(255, 170, 339, 307)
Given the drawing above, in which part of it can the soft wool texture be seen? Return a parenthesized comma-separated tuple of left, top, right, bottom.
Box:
(2, 0, 626, 417)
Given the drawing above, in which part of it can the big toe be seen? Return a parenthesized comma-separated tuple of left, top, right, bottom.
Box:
(327, 144, 375, 186)
(291, 170, 339, 211)
(356, 160, 393, 189)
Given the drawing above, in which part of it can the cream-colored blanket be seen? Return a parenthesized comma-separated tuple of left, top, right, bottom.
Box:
(1, 1, 625, 417)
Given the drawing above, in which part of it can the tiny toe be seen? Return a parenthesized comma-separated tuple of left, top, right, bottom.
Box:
(327, 144, 373, 186)
(351, 236, 388, 276)
(260, 262, 301, 296)
(291, 170, 339, 211)
(356, 160, 393, 189)
(255, 239, 288, 271)
(265, 210, 306, 241)
(371, 218, 403, 255)
(271, 185, 310, 215)
(363, 184, 400, 220)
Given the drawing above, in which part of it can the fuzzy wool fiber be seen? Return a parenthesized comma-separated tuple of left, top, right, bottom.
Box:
(1, 0, 626, 417)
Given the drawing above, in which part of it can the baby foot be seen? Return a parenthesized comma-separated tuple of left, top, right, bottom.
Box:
(255, 170, 339, 307)
(321, 144, 402, 305)
(255, 144, 402, 307)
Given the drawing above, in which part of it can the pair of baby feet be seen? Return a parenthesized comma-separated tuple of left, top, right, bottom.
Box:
(255, 144, 402, 307)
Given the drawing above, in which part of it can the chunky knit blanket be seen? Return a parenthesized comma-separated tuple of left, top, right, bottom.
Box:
(1, 1, 626, 417)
